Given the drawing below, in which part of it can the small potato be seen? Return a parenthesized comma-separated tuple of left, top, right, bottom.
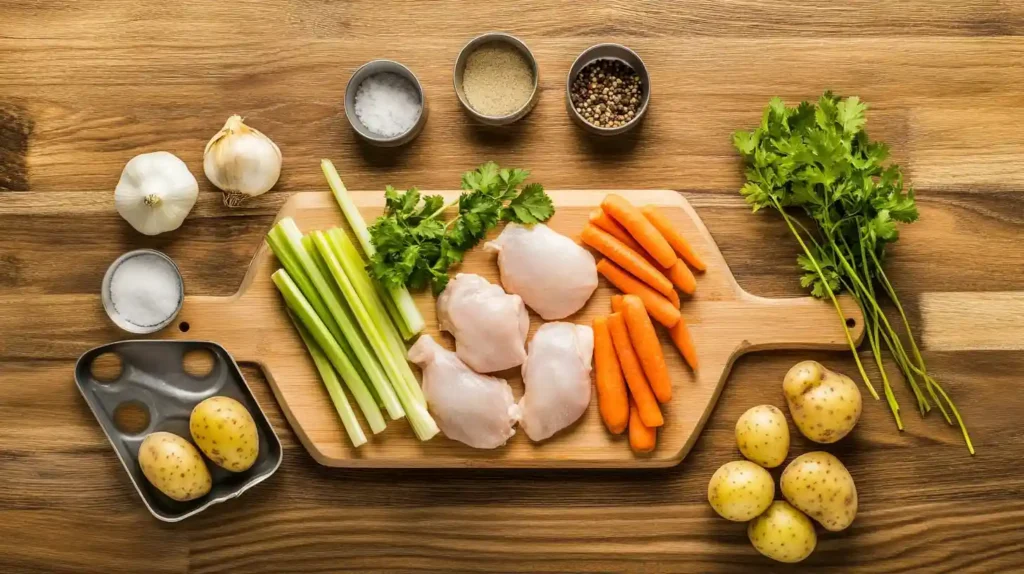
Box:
(735, 405, 790, 468)
(748, 501, 817, 563)
(190, 396, 259, 472)
(707, 460, 775, 521)
(138, 432, 212, 502)
(781, 451, 858, 531)
(783, 360, 862, 443)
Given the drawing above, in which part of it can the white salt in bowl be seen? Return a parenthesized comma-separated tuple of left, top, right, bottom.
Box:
(344, 60, 428, 147)
(101, 249, 184, 334)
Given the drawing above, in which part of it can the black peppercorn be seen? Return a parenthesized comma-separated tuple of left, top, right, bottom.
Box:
(570, 59, 643, 129)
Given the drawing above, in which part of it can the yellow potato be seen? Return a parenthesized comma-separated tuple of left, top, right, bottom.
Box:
(189, 396, 259, 472)
(707, 460, 774, 521)
(783, 360, 862, 443)
(138, 431, 212, 502)
(735, 404, 790, 468)
(748, 501, 817, 563)
(781, 451, 858, 531)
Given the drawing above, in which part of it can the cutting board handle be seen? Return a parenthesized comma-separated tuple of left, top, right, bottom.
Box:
(162, 294, 267, 360)
(733, 293, 865, 354)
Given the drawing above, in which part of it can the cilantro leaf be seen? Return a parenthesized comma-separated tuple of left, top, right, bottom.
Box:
(368, 162, 554, 293)
(502, 183, 554, 224)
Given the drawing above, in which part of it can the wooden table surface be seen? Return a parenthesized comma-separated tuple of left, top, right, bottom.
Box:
(2, 1, 1024, 572)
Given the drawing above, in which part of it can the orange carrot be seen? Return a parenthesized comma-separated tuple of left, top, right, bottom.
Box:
(592, 316, 629, 435)
(669, 315, 699, 370)
(581, 224, 675, 301)
(665, 260, 697, 295)
(602, 194, 678, 268)
(628, 399, 657, 453)
(607, 313, 663, 427)
(610, 294, 624, 314)
(621, 295, 672, 404)
(597, 259, 680, 328)
(590, 209, 645, 253)
(641, 205, 706, 272)
(593, 208, 696, 295)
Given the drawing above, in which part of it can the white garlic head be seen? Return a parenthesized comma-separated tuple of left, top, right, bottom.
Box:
(114, 151, 199, 236)
(203, 115, 282, 206)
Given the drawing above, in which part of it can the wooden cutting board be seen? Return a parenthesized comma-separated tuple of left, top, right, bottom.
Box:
(161, 190, 863, 468)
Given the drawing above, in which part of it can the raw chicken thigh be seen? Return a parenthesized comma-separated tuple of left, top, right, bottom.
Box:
(518, 322, 595, 442)
(408, 335, 520, 449)
(436, 273, 529, 373)
(485, 223, 598, 320)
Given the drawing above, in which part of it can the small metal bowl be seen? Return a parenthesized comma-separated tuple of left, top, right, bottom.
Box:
(566, 44, 651, 136)
(102, 249, 184, 334)
(454, 32, 539, 126)
(344, 59, 428, 147)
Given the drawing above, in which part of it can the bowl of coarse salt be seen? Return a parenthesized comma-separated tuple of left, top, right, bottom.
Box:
(101, 249, 184, 334)
(344, 59, 427, 147)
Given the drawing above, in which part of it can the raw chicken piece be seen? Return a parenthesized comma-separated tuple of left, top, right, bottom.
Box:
(436, 273, 529, 373)
(408, 335, 520, 449)
(485, 223, 598, 320)
(518, 322, 595, 441)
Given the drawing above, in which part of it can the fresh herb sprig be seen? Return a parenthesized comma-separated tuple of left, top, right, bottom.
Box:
(367, 162, 554, 294)
(733, 92, 973, 453)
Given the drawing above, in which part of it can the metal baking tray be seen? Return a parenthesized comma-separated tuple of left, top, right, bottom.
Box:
(74, 340, 282, 522)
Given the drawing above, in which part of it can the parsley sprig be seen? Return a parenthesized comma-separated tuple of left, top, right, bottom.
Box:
(367, 162, 554, 294)
(734, 92, 972, 453)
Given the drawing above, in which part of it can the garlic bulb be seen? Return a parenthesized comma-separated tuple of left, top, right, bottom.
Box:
(203, 115, 282, 206)
(114, 151, 199, 236)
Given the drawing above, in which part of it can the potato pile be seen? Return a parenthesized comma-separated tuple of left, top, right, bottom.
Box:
(137, 396, 259, 501)
(707, 360, 861, 563)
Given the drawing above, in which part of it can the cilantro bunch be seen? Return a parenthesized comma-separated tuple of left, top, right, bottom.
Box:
(734, 92, 972, 453)
(367, 162, 554, 294)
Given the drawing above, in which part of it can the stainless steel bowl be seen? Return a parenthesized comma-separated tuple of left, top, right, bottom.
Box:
(454, 32, 539, 126)
(101, 249, 184, 334)
(345, 59, 428, 147)
(566, 44, 651, 136)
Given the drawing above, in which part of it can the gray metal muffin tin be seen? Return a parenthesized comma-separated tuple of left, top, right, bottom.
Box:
(74, 340, 282, 522)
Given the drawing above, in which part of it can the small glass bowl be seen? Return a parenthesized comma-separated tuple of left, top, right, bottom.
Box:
(101, 249, 184, 334)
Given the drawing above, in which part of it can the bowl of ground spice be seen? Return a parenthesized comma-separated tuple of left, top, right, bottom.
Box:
(454, 33, 539, 126)
(566, 44, 650, 136)
(345, 59, 427, 147)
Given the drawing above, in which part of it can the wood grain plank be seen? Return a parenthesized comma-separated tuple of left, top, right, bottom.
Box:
(1, 38, 1022, 193)
(3, 0, 1024, 571)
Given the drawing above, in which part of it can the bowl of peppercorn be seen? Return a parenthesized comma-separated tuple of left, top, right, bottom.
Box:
(566, 44, 650, 136)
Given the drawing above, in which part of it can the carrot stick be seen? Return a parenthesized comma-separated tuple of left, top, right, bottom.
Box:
(665, 260, 697, 295)
(592, 316, 629, 435)
(610, 294, 624, 314)
(622, 295, 672, 404)
(669, 315, 699, 370)
(593, 208, 696, 295)
(601, 194, 678, 268)
(628, 398, 657, 453)
(641, 205, 706, 272)
(597, 259, 680, 328)
(582, 224, 675, 301)
(590, 209, 645, 253)
(608, 313, 663, 427)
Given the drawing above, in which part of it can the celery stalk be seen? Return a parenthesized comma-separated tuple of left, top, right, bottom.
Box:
(303, 235, 382, 408)
(275, 218, 405, 421)
(288, 310, 368, 447)
(327, 228, 426, 406)
(271, 269, 385, 434)
(311, 230, 439, 441)
(321, 158, 425, 337)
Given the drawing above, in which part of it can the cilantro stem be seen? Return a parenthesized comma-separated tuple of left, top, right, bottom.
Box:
(770, 197, 879, 400)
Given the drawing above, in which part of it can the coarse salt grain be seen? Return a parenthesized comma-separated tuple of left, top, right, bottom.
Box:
(353, 72, 422, 138)
(109, 253, 182, 328)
